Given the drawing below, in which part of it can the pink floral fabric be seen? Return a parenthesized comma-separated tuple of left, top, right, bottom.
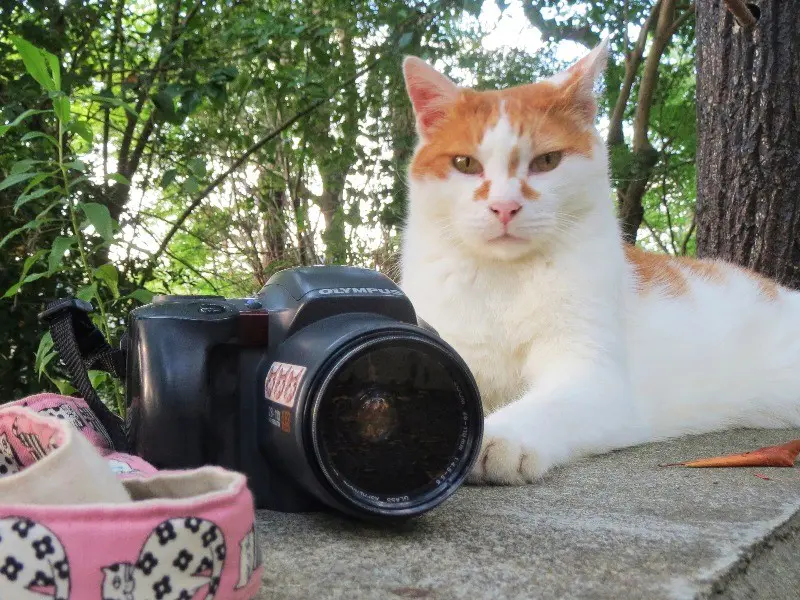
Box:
(0, 395, 264, 599)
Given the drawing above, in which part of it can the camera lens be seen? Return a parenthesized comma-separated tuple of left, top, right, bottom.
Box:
(310, 334, 479, 514)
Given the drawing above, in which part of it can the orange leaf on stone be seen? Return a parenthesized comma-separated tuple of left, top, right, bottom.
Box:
(661, 439, 800, 468)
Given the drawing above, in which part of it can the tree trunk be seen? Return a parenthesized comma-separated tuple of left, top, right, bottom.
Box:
(695, 1, 800, 287)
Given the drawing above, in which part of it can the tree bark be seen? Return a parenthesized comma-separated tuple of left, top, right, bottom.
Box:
(695, 1, 800, 287)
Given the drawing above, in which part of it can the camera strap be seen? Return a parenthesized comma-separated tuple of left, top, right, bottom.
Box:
(38, 298, 129, 451)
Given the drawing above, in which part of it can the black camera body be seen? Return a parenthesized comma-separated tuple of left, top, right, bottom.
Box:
(126, 266, 483, 520)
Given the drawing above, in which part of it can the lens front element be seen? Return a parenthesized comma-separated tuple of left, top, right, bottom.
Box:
(311, 335, 479, 515)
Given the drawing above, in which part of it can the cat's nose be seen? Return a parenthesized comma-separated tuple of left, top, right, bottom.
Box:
(489, 200, 522, 225)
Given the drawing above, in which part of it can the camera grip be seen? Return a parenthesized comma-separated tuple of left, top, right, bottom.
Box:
(127, 305, 238, 469)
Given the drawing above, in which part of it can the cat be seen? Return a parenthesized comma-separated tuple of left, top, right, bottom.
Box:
(101, 517, 226, 600)
(398, 39, 800, 485)
(0, 516, 70, 600)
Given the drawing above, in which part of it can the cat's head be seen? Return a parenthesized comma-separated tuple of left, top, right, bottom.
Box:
(402, 39, 610, 261)
(100, 563, 135, 600)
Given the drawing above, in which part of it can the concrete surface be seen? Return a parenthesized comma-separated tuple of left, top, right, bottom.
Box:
(254, 428, 800, 599)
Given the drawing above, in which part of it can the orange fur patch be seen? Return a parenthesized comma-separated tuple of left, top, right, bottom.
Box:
(473, 180, 491, 201)
(508, 146, 521, 177)
(625, 246, 688, 297)
(740, 268, 780, 301)
(675, 257, 724, 283)
(520, 181, 539, 200)
(410, 81, 595, 180)
(411, 90, 500, 179)
(627, 247, 780, 302)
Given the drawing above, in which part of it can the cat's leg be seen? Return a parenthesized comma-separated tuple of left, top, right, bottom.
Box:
(469, 360, 647, 485)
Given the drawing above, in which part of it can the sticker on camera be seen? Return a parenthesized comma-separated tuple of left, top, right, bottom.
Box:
(265, 361, 306, 408)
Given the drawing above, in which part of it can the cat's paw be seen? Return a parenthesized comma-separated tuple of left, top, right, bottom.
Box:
(467, 435, 540, 485)
(467, 420, 552, 486)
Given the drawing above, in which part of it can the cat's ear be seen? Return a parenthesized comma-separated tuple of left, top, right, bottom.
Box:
(553, 36, 609, 123)
(402, 56, 459, 137)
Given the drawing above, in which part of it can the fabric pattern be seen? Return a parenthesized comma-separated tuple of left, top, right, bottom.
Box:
(0, 395, 263, 599)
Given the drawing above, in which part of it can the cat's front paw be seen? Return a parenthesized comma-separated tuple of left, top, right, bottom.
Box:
(467, 435, 540, 485)
(467, 419, 553, 486)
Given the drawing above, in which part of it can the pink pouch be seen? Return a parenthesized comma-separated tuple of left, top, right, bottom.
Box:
(0, 396, 264, 600)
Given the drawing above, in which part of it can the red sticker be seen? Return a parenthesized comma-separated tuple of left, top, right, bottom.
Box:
(264, 362, 306, 408)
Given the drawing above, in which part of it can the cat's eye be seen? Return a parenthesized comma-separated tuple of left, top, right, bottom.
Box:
(530, 151, 563, 173)
(452, 155, 483, 175)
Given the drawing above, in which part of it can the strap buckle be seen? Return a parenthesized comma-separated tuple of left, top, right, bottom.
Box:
(38, 297, 94, 323)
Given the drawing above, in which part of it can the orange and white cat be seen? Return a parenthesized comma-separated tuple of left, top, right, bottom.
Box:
(399, 39, 800, 485)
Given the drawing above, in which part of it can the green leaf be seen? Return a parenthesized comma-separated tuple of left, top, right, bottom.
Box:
(76, 283, 98, 302)
(0, 221, 39, 249)
(398, 32, 414, 49)
(160, 169, 178, 188)
(35, 332, 55, 378)
(127, 288, 155, 304)
(0, 109, 50, 138)
(14, 186, 58, 213)
(0, 171, 41, 191)
(79, 202, 115, 242)
(3, 271, 48, 298)
(182, 175, 200, 194)
(21, 249, 47, 279)
(44, 48, 61, 90)
(2, 282, 23, 298)
(86, 94, 139, 118)
(21, 171, 53, 194)
(211, 66, 238, 82)
(106, 172, 131, 186)
(11, 36, 55, 91)
(37, 351, 57, 379)
(21, 131, 59, 147)
(67, 120, 93, 143)
(88, 370, 112, 389)
(52, 94, 70, 123)
(53, 379, 76, 395)
(93, 263, 120, 299)
(36, 199, 63, 220)
(48, 235, 76, 273)
(152, 90, 176, 118)
(10, 159, 40, 174)
(187, 157, 206, 177)
(64, 160, 86, 172)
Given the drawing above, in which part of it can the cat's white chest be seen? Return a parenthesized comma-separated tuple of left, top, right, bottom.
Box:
(402, 262, 558, 413)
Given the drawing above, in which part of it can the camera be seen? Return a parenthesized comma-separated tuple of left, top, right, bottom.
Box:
(125, 266, 484, 520)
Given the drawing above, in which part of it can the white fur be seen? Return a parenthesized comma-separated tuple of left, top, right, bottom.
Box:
(399, 53, 800, 485)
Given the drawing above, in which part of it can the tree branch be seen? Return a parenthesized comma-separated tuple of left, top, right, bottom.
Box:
(680, 216, 696, 256)
(723, 0, 757, 27)
(642, 217, 672, 254)
(137, 56, 383, 285)
(608, 0, 663, 146)
(522, 3, 599, 46)
(667, 1, 696, 38)
(632, 0, 676, 153)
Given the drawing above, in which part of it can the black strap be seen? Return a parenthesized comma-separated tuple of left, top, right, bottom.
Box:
(39, 298, 129, 451)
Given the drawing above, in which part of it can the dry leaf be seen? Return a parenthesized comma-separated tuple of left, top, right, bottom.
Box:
(661, 439, 800, 468)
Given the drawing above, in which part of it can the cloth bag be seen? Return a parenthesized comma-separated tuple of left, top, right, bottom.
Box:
(0, 393, 263, 600)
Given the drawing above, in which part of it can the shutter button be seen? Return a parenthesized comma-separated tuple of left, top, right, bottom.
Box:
(198, 304, 225, 315)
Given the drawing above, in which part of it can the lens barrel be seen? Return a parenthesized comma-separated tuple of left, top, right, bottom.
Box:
(259, 316, 483, 520)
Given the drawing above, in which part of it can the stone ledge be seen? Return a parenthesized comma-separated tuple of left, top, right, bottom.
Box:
(255, 428, 800, 600)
